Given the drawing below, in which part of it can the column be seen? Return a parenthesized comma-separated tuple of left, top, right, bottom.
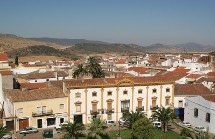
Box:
(116, 87, 119, 121)
(85, 88, 88, 124)
(160, 85, 163, 107)
(101, 87, 104, 120)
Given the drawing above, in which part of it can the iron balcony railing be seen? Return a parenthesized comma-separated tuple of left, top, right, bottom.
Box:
(32, 110, 53, 117)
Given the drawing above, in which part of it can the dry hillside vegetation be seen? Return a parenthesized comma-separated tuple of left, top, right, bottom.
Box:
(0, 34, 66, 51)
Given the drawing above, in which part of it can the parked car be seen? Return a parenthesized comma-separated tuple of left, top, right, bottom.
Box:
(2, 134, 12, 139)
(19, 127, 38, 134)
(193, 126, 207, 133)
(106, 120, 116, 126)
(55, 122, 68, 130)
(152, 121, 161, 128)
(181, 121, 191, 128)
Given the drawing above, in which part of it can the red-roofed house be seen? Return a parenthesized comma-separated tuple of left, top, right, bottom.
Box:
(127, 67, 153, 77)
(0, 52, 11, 70)
(114, 59, 128, 70)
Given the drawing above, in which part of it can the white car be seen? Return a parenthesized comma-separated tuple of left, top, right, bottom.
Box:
(194, 126, 207, 133)
(106, 120, 116, 126)
(152, 121, 161, 128)
(55, 122, 68, 130)
(181, 121, 191, 128)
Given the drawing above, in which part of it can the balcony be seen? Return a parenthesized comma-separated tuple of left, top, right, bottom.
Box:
(150, 105, 158, 110)
(106, 108, 114, 114)
(136, 106, 144, 111)
(90, 110, 99, 115)
(121, 107, 129, 113)
(32, 110, 53, 117)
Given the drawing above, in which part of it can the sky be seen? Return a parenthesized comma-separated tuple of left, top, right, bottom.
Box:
(0, 0, 215, 46)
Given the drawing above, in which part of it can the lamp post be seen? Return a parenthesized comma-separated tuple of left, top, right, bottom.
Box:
(117, 120, 121, 139)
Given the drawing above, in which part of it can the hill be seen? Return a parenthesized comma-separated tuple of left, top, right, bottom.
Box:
(7, 45, 79, 60)
(0, 34, 66, 51)
(65, 43, 145, 55)
(175, 42, 215, 52)
(28, 37, 108, 46)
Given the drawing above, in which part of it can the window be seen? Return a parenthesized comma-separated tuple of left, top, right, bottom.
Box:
(165, 98, 170, 106)
(206, 113, 210, 122)
(47, 118, 56, 126)
(152, 99, 156, 106)
(42, 106, 47, 112)
(107, 114, 112, 120)
(138, 100, 142, 108)
(46, 79, 49, 82)
(152, 89, 157, 93)
(35, 80, 37, 82)
(75, 93, 81, 98)
(123, 90, 128, 95)
(166, 88, 170, 92)
(178, 100, 183, 108)
(76, 105, 81, 112)
(17, 108, 23, 113)
(138, 90, 142, 94)
(107, 91, 112, 96)
(92, 92, 97, 97)
(92, 103, 97, 112)
(194, 108, 198, 117)
(59, 104, 64, 109)
(60, 118, 64, 124)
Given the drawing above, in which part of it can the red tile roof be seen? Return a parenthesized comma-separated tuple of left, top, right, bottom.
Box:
(0, 70, 12, 75)
(175, 84, 212, 95)
(207, 72, 215, 77)
(155, 67, 189, 81)
(3, 87, 66, 102)
(128, 67, 149, 74)
(115, 59, 126, 64)
(28, 71, 55, 79)
(202, 95, 215, 103)
(0, 52, 8, 61)
(20, 83, 48, 90)
(65, 76, 174, 88)
(186, 74, 202, 79)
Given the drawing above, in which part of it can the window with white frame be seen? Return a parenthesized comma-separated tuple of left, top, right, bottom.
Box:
(17, 108, 23, 113)
(59, 104, 64, 109)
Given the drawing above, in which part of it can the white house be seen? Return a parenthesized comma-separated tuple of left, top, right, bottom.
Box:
(184, 95, 215, 134)
(66, 77, 174, 124)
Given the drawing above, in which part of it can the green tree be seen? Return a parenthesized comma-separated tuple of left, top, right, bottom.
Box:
(87, 118, 109, 139)
(0, 125, 9, 138)
(86, 57, 105, 78)
(180, 128, 193, 139)
(123, 111, 145, 129)
(15, 55, 19, 65)
(132, 118, 155, 139)
(152, 106, 176, 132)
(72, 64, 87, 78)
(60, 122, 84, 139)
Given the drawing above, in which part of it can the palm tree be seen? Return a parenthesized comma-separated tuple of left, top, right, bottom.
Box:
(132, 118, 155, 139)
(60, 122, 84, 139)
(87, 118, 109, 139)
(123, 111, 145, 129)
(0, 125, 9, 138)
(86, 57, 105, 78)
(180, 128, 193, 139)
(152, 106, 176, 132)
(72, 64, 87, 78)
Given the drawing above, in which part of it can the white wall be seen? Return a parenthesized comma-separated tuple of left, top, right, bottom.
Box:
(184, 96, 215, 134)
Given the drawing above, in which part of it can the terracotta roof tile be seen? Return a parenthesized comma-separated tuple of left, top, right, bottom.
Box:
(175, 84, 212, 95)
(115, 59, 126, 64)
(0, 70, 12, 75)
(65, 76, 173, 87)
(186, 74, 202, 79)
(28, 71, 55, 79)
(202, 95, 215, 103)
(57, 71, 68, 77)
(0, 52, 8, 61)
(3, 87, 66, 102)
(207, 72, 215, 77)
(128, 67, 149, 74)
(20, 83, 48, 90)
